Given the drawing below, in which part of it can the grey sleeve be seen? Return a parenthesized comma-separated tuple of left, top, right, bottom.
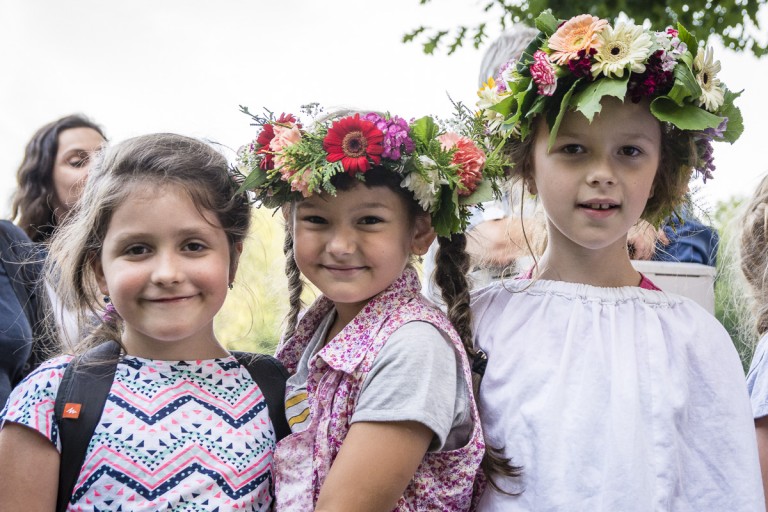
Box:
(351, 321, 471, 451)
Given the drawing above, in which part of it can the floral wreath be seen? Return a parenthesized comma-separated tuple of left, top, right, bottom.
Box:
(477, 10, 743, 181)
(235, 104, 506, 237)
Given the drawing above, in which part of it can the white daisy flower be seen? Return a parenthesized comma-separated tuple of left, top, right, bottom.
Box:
(591, 22, 653, 78)
(401, 156, 446, 211)
(694, 46, 725, 112)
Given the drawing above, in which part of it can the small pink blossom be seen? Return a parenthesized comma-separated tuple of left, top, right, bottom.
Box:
(289, 169, 312, 197)
(271, 124, 302, 169)
(437, 132, 462, 151)
(530, 50, 557, 96)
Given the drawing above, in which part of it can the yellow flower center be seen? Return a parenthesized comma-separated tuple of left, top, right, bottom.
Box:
(604, 42, 628, 61)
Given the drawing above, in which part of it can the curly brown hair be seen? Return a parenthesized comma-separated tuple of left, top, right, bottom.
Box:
(739, 174, 768, 336)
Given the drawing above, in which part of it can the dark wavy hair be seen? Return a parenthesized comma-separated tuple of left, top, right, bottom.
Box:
(12, 114, 107, 242)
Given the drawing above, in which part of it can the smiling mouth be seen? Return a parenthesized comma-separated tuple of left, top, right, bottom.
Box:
(322, 265, 367, 274)
(580, 203, 618, 210)
(149, 296, 193, 303)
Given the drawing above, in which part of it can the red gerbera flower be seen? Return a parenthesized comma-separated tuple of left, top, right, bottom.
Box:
(323, 114, 384, 175)
(256, 113, 299, 170)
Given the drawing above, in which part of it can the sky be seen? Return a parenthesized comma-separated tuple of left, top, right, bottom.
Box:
(1, 0, 766, 217)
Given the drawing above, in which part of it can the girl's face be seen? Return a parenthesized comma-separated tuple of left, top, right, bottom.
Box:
(51, 127, 105, 218)
(94, 184, 237, 360)
(530, 97, 660, 258)
(292, 183, 434, 324)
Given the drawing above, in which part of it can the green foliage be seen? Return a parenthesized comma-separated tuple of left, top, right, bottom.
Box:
(404, 0, 767, 57)
(712, 195, 753, 372)
(214, 208, 288, 355)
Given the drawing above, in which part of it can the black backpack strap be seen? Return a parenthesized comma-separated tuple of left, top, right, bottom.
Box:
(54, 341, 122, 512)
(232, 351, 291, 442)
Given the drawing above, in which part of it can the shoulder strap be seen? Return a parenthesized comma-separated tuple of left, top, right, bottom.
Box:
(54, 341, 121, 512)
(232, 351, 291, 442)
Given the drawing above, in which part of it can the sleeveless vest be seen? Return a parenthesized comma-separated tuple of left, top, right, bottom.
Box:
(273, 268, 484, 511)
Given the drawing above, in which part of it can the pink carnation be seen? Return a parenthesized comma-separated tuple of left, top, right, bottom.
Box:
(440, 133, 485, 196)
(530, 50, 557, 96)
(270, 124, 302, 170)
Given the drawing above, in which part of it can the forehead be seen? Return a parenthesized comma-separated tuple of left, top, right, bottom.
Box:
(110, 183, 220, 228)
(558, 97, 661, 140)
(57, 127, 105, 152)
(297, 182, 406, 210)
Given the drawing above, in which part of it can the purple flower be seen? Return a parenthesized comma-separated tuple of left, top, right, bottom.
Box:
(494, 58, 517, 93)
(704, 118, 729, 139)
(627, 50, 673, 102)
(362, 113, 414, 160)
(566, 48, 596, 79)
(695, 138, 716, 182)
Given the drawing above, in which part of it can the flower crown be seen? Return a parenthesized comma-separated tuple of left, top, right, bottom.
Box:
(235, 104, 506, 237)
(477, 11, 743, 180)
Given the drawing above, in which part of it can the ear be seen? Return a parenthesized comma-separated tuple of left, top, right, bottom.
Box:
(281, 203, 293, 223)
(229, 241, 244, 283)
(90, 252, 109, 296)
(526, 176, 538, 195)
(410, 214, 437, 256)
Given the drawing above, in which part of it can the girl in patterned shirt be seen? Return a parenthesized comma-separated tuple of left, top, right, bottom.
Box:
(0, 133, 280, 511)
(235, 108, 516, 511)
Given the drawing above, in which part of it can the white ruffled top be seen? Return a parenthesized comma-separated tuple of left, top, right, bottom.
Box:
(472, 278, 763, 512)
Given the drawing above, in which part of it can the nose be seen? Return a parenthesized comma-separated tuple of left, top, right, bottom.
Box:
(586, 157, 616, 186)
(326, 226, 356, 257)
(151, 250, 183, 286)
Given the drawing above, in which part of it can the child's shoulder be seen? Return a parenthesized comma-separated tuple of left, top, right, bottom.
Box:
(16, 354, 74, 391)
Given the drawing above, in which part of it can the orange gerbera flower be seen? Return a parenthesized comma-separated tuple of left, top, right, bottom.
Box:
(548, 14, 608, 65)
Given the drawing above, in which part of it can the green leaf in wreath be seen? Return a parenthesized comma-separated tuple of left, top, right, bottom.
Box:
(718, 88, 744, 143)
(460, 178, 495, 205)
(650, 97, 724, 131)
(572, 77, 629, 122)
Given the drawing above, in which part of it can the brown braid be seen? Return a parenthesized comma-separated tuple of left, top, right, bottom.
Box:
(434, 234, 523, 492)
(283, 224, 304, 341)
(435, 234, 475, 358)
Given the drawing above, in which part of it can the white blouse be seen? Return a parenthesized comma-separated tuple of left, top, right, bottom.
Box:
(473, 279, 763, 512)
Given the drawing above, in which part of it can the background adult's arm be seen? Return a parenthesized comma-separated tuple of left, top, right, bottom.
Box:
(0, 422, 59, 511)
(314, 420, 433, 512)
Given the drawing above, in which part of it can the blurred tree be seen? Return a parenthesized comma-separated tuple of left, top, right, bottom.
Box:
(404, 0, 767, 57)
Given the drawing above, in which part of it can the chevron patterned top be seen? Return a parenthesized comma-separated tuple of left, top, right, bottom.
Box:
(1, 353, 275, 511)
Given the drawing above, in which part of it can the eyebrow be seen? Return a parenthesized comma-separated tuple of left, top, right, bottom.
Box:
(296, 201, 393, 211)
(111, 227, 215, 244)
(557, 129, 658, 144)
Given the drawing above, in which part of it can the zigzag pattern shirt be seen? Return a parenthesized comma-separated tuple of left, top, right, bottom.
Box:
(0, 354, 275, 511)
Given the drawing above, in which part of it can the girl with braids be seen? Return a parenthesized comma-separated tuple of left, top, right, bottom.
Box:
(0, 134, 282, 510)
(742, 174, 768, 509)
(471, 11, 761, 510)
(236, 107, 512, 511)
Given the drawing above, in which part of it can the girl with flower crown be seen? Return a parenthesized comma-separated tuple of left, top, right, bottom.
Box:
(236, 107, 515, 511)
(471, 11, 763, 510)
